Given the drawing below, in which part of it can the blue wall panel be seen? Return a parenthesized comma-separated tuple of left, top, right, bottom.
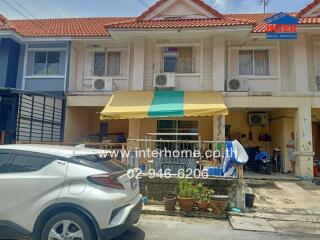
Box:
(24, 77, 65, 91)
(0, 38, 20, 88)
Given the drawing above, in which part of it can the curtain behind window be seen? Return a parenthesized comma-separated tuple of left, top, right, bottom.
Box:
(254, 50, 269, 75)
(239, 50, 253, 75)
(178, 47, 193, 73)
(33, 52, 46, 75)
(107, 52, 121, 76)
(46, 52, 60, 75)
(162, 47, 193, 73)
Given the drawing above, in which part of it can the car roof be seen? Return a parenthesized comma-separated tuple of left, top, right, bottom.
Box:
(0, 144, 102, 158)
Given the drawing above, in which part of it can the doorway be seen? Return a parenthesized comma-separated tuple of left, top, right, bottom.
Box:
(312, 122, 320, 161)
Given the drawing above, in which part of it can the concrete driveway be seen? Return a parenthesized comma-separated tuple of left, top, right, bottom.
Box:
(246, 180, 320, 214)
(113, 215, 320, 240)
(114, 180, 320, 240)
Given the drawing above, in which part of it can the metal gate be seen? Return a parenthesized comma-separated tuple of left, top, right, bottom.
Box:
(16, 93, 65, 142)
(0, 89, 65, 144)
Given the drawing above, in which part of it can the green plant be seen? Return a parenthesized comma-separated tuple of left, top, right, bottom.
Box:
(193, 183, 213, 203)
(178, 178, 195, 198)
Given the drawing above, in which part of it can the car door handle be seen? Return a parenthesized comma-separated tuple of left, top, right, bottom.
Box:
(56, 161, 66, 165)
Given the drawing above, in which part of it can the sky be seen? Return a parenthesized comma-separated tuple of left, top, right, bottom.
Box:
(0, 0, 313, 19)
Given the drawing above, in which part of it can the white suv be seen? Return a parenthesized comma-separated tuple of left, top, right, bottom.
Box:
(0, 144, 142, 240)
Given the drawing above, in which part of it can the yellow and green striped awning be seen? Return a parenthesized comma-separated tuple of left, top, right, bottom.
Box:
(100, 91, 228, 120)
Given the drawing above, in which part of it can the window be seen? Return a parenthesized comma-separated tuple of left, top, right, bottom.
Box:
(0, 152, 12, 173)
(157, 120, 198, 150)
(157, 120, 198, 139)
(162, 47, 193, 73)
(93, 52, 106, 76)
(7, 154, 45, 173)
(239, 50, 269, 76)
(33, 51, 61, 75)
(93, 51, 121, 77)
(107, 52, 121, 76)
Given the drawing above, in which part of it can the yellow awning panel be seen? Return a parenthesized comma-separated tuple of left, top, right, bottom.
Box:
(100, 91, 154, 120)
(100, 91, 228, 120)
(184, 91, 228, 117)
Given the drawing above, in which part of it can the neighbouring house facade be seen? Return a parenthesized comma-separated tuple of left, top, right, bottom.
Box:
(2, 0, 320, 178)
(0, 15, 68, 143)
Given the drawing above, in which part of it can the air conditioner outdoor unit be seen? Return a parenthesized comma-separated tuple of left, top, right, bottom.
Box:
(153, 73, 176, 89)
(92, 77, 113, 91)
(227, 77, 249, 92)
(248, 112, 269, 126)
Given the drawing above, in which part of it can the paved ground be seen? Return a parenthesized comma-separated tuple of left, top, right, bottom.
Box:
(246, 179, 320, 213)
(114, 215, 320, 240)
(244, 171, 300, 181)
(114, 179, 320, 240)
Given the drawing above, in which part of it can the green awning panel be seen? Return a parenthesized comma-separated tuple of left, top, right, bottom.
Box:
(148, 90, 184, 118)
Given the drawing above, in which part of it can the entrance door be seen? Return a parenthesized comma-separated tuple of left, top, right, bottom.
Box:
(0, 96, 18, 144)
(312, 122, 320, 160)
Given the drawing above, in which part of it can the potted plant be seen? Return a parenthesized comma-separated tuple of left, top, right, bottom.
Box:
(194, 183, 213, 212)
(163, 192, 176, 211)
(177, 178, 195, 212)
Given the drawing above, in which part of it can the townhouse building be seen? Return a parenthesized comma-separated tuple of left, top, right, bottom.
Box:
(1, 0, 320, 178)
(0, 15, 68, 143)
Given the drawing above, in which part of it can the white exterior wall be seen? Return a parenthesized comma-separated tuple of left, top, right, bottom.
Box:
(227, 39, 280, 92)
(293, 35, 309, 92)
(132, 37, 145, 90)
(306, 36, 316, 92)
(68, 41, 130, 92)
(143, 38, 203, 91)
(202, 37, 213, 90)
(68, 33, 319, 94)
(212, 36, 225, 91)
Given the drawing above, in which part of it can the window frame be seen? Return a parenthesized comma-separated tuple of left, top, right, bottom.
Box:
(157, 120, 198, 139)
(0, 150, 14, 174)
(238, 49, 270, 77)
(93, 51, 106, 77)
(92, 50, 123, 77)
(161, 46, 195, 74)
(32, 51, 61, 76)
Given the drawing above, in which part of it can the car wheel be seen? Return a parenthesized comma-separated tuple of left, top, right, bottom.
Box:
(41, 212, 95, 240)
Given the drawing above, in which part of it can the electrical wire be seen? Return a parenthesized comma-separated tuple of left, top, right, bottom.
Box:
(1, 0, 47, 33)
(12, 0, 38, 19)
(1, 0, 31, 19)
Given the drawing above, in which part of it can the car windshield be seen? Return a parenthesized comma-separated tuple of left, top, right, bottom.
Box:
(74, 154, 129, 172)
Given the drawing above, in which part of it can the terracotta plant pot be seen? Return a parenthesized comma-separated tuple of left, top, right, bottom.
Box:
(210, 195, 229, 214)
(163, 195, 176, 211)
(196, 201, 209, 212)
(177, 196, 194, 212)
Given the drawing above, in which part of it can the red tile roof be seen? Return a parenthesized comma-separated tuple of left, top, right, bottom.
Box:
(0, 17, 135, 37)
(297, 0, 320, 17)
(226, 13, 320, 33)
(107, 18, 253, 30)
(225, 13, 273, 23)
(1, 1, 320, 37)
(137, 0, 224, 21)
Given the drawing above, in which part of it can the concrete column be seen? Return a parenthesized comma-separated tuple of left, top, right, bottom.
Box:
(132, 37, 145, 90)
(294, 103, 314, 178)
(212, 35, 226, 91)
(293, 35, 309, 92)
(127, 119, 141, 167)
(128, 119, 141, 140)
(213, 115, 225, 141)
